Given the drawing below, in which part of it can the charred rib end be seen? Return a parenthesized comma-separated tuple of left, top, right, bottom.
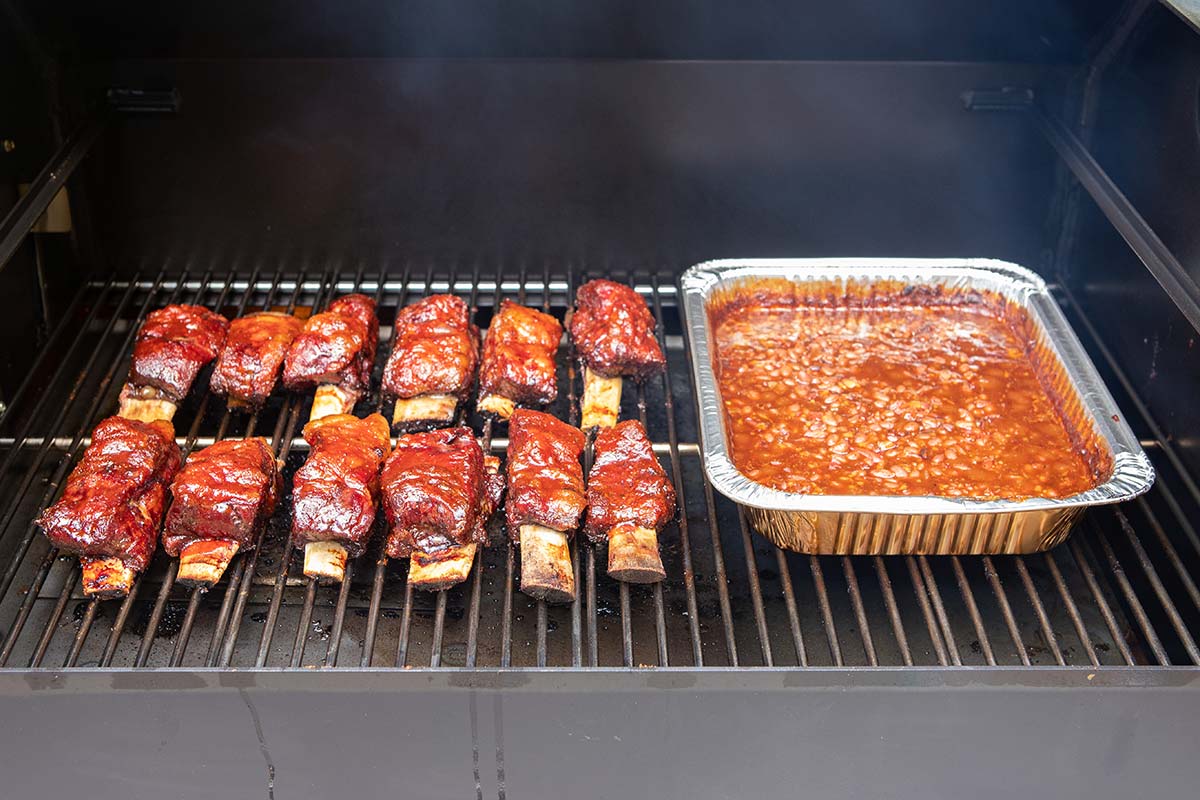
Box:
(118, 383, 178, 423)
(581, 367, 621, 430)
(392, 394, 458, 430)
(607, 524, 665, 584)
(408, 543, 477, 591)
(177, 540, 240, 588)
(478, 393, 515, 420)
(303, 540, 348, 583)
(519, 524, 576, 604)
(310, 384, 357, 422)
(80, 556, 136, 598)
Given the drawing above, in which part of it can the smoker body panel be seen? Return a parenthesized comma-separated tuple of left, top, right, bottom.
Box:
(0, 670, 1197, 800)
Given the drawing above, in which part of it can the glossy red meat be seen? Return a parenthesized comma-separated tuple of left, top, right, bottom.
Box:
(584, 420, 676, 543)
(282, 294, 378, 396)
(291, 413, 391, 557)
(37, 416, 181, 572)
(382, 427, 499, 558)
(569, 280, 665, 379)
(382, 295, 480, 399)
(505, 409, 585, 537)
(478, 300, 562, 406)
(129, 305, 229, 401)
(211, 312, 304, 407)
(162, 438, 281, 556)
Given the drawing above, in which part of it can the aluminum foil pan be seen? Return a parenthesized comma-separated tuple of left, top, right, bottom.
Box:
(681, 258, 1155, 555)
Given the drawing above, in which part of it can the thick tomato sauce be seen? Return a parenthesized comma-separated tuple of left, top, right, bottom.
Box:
(710, 282, 1101, 500)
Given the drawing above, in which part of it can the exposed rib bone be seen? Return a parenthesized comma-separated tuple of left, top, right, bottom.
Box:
(519, 524, 575, 604)
(606, 524, 665, 584)
(580, 367, 621, 430)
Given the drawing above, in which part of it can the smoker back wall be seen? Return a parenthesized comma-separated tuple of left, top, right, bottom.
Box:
(32, 0, 1123, 61)
(89, 60, 1064, 276)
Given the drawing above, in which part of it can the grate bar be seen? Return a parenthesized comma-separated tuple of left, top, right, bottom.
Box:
(1091, 526, 1168, 663)
(463, 418, 492, 669)
(737, 509, 773, 666)
(126, 270, 256, 667)
(64, 597, 98, 668)
(287, 266, 372, 668)
(360, 261, 413, 667)
(950, 557, 996, 665)
(499, 545, 514, 668)
(873, 557, 913, 666)
(133, 301, 234, 665)
(0, 279, 94, 431)
(29, 566, 78, 667)
(584, 546, 598, 666)
(649, 276, 703, 665)
(618, 583, 634, 666)
(1068, 536, 1136, 665)
(0, 271, 175, 664)
(1113, 508, 1200, 664)
(290, 579, 318, 667)
(0, 279, 117, 509)
(494, 266, 515, 670)
(809, 556, 841, 666)
(217, 392, 306, 667)
(1013, 557, 1066, 665)
(1132, 500, 1200, 616)
(395, 582, 414, 667)
(633, 381, 669, 667)
(202, 268, 301, 667)
(905, 557, 949, 665)
(918, 556, 962, 665)
(776, 549, 807, 665)
(982, 556, 1030, 665)
(843, 556, 877, 666)
(1044, 551, 1099, 667)
(0, 277, 143, 604)
(254, 269, 339, 667)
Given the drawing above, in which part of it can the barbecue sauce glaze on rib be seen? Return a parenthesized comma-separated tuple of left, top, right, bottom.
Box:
(505, 409, 586, 537)
(382, 426, 502, 558)
(211, 312, 304, 407)
(291, 413, 391, 557)
(710, 280, 1101, 500)
(129, 304, 229, 401)
(282, 294, 379, 396)
(569, 279, 666, 379)
(37, 416, 181, 572)
(479, 300, 562, 406)
(162, 437, 281, 556)
(584, 419, 676, 542)
(382, 294, 480, 399)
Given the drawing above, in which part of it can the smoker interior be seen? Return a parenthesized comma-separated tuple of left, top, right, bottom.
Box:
(7, 4, 1200, 797)
(4, 3, 1200, 674)
(5, 2, 1200, 674)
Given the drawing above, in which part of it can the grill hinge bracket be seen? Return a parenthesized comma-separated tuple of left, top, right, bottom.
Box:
(106, 87, 182, 115)
(960, 87, 1034, 112)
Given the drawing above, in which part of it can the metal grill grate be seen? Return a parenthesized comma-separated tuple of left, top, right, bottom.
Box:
(0, 266, 1198, 669)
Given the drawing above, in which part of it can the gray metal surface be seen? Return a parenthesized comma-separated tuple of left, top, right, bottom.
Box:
(0, 669, 1197, 799)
